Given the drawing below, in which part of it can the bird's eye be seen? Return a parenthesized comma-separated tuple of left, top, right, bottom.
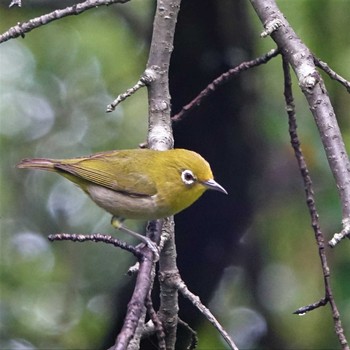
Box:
(181, 169, 196, 185)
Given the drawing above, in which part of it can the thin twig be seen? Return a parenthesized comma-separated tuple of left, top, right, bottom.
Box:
(178, 318, 198, 350)
(0, 0, 130, 44)
(293, 297, 328, 315)
(48, 232, 142, 259)
(329, 225, 350, 247)
(145, 294, 166, 349)
(171, 48, 280, 122)
(106, 79, 147, 112)
(106, 67, 158, 112)
(282, 57, 349, 350)
(176, 278, 239, 350)
(314, 56, 350, 93)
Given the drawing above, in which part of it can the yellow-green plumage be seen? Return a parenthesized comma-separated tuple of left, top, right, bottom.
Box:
(17, 148, 227, 221)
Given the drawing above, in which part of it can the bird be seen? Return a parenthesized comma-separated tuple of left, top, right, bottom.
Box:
(17, 148, 227, 258)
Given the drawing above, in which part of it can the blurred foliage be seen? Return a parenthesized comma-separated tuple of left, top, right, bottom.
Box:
(0, 1, 153, 349)
(0, 0, 349, 349)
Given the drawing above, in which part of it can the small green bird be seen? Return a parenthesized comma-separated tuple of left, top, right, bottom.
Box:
(17, 148, 227, 256)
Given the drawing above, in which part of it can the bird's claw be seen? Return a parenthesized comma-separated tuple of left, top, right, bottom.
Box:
(147, 240, 160, 262)
(136, 240, 159, 262)
(112, 216, 159, 261)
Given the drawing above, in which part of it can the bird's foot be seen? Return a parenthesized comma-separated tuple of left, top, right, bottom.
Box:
(111, 216, 159, 262)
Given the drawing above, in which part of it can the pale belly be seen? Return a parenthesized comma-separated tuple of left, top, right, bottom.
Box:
(86, 184, 168, 220)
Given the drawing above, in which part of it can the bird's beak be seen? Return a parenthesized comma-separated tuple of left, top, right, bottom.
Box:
(202, 179, 228, 194)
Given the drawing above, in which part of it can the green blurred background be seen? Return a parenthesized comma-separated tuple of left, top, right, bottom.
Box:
(0, 0, 349, 349)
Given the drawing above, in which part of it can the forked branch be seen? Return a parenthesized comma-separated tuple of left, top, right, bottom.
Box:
(250, 0, 350, 245)
(282, 58, 349, 350)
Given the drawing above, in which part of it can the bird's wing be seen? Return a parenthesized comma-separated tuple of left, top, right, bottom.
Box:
(55, 154, 157, 197)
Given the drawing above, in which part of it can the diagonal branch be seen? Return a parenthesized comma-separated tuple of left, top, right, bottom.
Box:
(313, 56, 350, 93)
(282, 57, 349, 350)
(171, 48, 280, 122)
(0, 0, 130, 44)
(106, 68, 158, 113)
(293, 297, 328, 315)
(176, 277, 239, 350)
(250, 0, 350, 244)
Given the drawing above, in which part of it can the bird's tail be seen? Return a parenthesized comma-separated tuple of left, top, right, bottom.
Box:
(16, 158, 58, 171)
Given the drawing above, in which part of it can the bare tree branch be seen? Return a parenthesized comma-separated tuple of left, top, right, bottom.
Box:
(175, 277, 239, 350)
(293, 297, 328, 315)
(250, 0, 350, 244)
(143, 1, 181, 348)
(146, 0, 179, 151)
(0, 0, 130, 44)
(171, 48, 280, 123)
(282, 57, 349, 350)
(314, 56, 350, 93)
(105, 1, 181, 346)
(5, 0, 348, 348)
(113, 221, 161, 350)
(48, 232, 142, 259)
(145, 294, 166, 349)
(106, 68, 158, 113)
(155, 218, 178, 349)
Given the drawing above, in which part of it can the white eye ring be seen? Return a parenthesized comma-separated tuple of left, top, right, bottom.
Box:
(181, 169, 196, 185)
